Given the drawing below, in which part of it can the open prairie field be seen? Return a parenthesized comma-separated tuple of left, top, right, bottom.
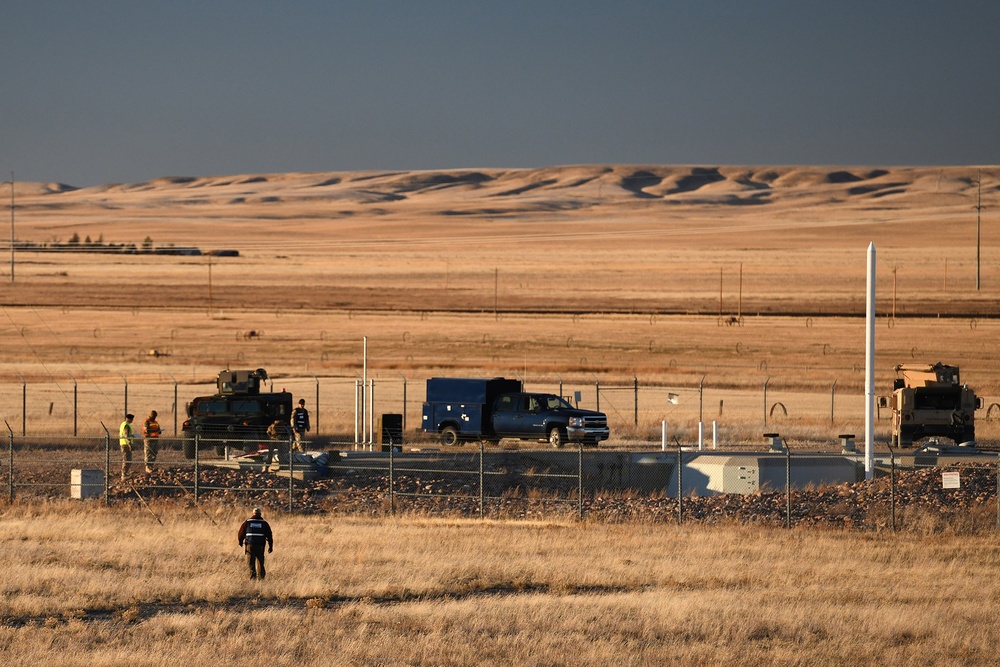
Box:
(2, 165, 1000, 664)
(4, 503, 1000, 666)
(0, 165, 998, 442)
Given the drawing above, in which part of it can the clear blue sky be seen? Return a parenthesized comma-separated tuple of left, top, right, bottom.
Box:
(3, 1, 998, 187)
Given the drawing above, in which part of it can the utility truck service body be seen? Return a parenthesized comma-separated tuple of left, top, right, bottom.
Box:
(421, 377, 610, 447)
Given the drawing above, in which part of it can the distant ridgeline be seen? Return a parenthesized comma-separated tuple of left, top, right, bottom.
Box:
(13, 240, 238, 257)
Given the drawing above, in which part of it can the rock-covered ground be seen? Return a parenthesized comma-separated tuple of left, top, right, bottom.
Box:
(10, 453, 998, 532)
(94, 462, 1000, 533)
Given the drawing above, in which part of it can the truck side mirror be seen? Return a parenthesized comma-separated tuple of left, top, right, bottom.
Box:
(877, 396, 889, 408)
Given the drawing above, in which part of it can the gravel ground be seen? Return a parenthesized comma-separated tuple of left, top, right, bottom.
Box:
(8, 451, 998, 532)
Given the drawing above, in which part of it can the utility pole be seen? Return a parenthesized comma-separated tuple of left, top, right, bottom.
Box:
(976, 169, 982, 291)
(207, 254, 213, 315)
(718, 266, 723, 317)
(9, 171, 14, 283)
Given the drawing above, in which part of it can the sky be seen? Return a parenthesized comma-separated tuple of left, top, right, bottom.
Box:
(3, 1, 999, 187)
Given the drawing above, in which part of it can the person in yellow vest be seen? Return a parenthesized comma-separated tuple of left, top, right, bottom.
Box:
(142, 410, 162, 473)
(119, 413, 135, 481)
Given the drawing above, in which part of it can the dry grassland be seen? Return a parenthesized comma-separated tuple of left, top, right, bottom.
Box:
(3, 502, 1000, 666)
(1, 165, 999, 443)
(2, 166, 1000, 663)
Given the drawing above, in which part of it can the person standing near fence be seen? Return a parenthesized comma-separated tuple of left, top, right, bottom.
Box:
(290, 398, 310, 452)
(142, 410, 161, 473)
(237, 507, 273, 580)
(119, 413, 135, 481)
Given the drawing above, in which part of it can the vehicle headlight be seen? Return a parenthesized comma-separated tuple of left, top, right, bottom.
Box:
(569, 417, 583, 427)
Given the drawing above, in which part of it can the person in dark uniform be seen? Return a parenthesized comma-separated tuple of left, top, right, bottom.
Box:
(290, 398, 310, 451)
(237, 507, 273, 580)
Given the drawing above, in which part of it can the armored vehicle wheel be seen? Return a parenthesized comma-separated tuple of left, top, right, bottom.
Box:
(549, 427, 565, 449)
(183, 439, 196, 460)
(214, 445, 227, 456)
(440, 426, 460, 446)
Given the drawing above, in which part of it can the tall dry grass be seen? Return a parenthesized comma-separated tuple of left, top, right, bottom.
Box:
(3, 500, 1000, 665)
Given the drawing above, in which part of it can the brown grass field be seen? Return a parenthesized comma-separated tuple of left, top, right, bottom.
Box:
(1, 165, 999, 443)
(2, 164, 1000, 663)
(5, 504, 1000, 665)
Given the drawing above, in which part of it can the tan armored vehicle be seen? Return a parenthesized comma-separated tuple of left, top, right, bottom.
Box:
(878, 362, 983, 447)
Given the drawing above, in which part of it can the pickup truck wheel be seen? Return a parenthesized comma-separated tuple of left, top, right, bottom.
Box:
(549, 427, 566, 449)
(440, 426, 460, 447)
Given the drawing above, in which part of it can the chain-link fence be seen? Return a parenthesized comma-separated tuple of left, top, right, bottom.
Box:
(3, 372, 998, 448)
(4, 432, 999, 532)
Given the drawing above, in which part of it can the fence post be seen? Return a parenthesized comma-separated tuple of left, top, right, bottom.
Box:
(830, 380, 837, 426)
(7, 421, 13, 502)
(173, 376, 178, 436)
(19, 374, 26, 436)
(401, 374, 407, 433)
(578, 442, 584, 520)
(996, 453, 1000, 534)
(313, 375, 320, 435)
(479, 440, 485, 520)
(676, 444, 683, 525)
(103, 425, 110, 507)
(72, 375, 78, 437)
(194, 433, 200, 503)
(699, 376, 705, 425)
(633, 375, 638, 427)
(389, 439, 395, 516)
(785, 444, 791, 529)
(595, 380, 600, 413)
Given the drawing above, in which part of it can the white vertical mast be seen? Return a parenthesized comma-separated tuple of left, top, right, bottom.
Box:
(865, 242, 876, 480)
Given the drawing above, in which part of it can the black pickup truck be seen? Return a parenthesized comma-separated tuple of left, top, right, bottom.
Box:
(421, 377, 610, 447)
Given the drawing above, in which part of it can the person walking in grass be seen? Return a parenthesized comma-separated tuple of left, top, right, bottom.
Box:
(119, 413, 135, 481)
(142, 410, 161, 473)
(238, 507, 273, 580)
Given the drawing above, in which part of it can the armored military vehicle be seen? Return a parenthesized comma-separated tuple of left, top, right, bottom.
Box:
(878, 362, 983, 447)
(181, 368, 293, 459)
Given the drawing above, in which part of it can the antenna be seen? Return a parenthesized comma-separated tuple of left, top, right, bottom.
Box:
(975, 169, 982, 291)
(9, 171, 13, 283)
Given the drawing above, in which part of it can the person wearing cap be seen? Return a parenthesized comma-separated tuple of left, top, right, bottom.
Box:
(119, 413, 135, 481)
(237, 507, 274, 580)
